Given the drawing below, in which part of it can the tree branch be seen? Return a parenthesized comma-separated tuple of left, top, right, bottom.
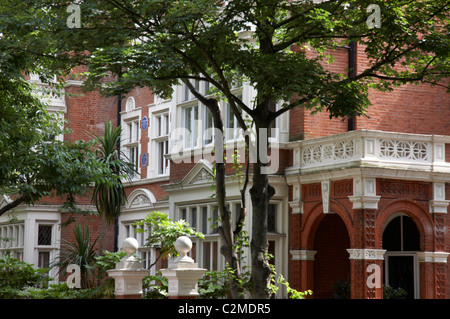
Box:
(0, 195, 29, 217)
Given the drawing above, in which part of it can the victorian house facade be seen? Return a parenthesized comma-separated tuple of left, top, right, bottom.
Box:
(0, 43, 449, 299)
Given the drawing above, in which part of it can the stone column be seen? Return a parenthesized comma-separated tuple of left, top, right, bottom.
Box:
(160, 236, 207, 299)
(348, 177, 382, 299)
(107, 238, 149, 299)
(290, 250, 316, 294)
(347, 248, 386, 299)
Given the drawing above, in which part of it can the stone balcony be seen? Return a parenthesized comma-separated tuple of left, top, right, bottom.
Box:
(286, 130, 450, 176)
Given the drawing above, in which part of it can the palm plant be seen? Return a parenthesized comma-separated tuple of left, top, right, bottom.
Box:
(92, 121, 137, 253)
(56, 222, 99, 289)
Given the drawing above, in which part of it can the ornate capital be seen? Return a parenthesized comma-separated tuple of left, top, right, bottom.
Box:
(290, 250, 317, 261)
(347, 249, 386, 260)
(418, 252, 450, 263)
(348, 195, 381, 210)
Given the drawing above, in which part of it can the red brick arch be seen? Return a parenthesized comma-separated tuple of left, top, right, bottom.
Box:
(376, 199, 434, 251)
(303, 200, 354, 250)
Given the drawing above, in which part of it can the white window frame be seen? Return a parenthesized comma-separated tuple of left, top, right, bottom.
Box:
(35, 222, 59, 280)
(183, 104, 199, 149)
(121, 96, 141, 178)
(153, 112, 170, 176)
(0, 222, 25, 260)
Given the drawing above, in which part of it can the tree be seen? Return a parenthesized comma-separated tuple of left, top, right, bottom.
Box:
(134, 211, 204, 269)
(91, 121, 136, 253)
(0, 5, 117, 219)
(6, 0, 449, 298)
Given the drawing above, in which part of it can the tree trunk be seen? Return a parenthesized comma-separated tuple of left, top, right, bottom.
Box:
(207, 98, 243, 299)
(249, 103, 275, 299)
(99, 207, 106, 254)
(182, 79, 245, 298)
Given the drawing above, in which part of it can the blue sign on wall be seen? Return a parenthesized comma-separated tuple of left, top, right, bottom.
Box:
(141, 153, 148, 167)
(141, 116, 148, 130)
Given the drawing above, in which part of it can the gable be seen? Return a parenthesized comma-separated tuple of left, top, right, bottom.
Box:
(181, 160, 214, 187)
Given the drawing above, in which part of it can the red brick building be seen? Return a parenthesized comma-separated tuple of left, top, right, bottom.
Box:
(0, 43, 448, 299)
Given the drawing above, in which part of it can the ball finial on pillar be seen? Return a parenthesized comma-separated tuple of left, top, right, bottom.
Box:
(122, 237, 139, 256)
(174, 236, 194, 263)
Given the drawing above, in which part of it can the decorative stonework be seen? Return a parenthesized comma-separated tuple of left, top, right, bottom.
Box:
(303, 183, 321, 201)
(321, 181, 330, 214)
(430, 182, 449, 213)
(434, 214, 446, 251)
(333, 180, 353, 197)
(130, 194, 152, 208)
(417, 251, 449, 263)
(290, 250, 317, 261)
(190, 168, 213, 184)
(302, 139, 356, 166)
(379, 139, 429, 161)
(160, 236, 206, 298)
(349, 177, 380, 210)
(379, 180, 429, 200)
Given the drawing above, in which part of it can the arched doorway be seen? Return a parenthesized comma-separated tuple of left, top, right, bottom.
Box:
(313, 214, 351, 299)
(382, 214, 421, 299)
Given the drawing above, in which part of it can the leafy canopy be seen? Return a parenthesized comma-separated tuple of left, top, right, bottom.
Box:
(8, 0, 446, 123)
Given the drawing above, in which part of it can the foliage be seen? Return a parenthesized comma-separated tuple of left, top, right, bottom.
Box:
(383, 285, 407, 299)
(0, 252, 51, 298)
(2, 282, 105, 299)
(91, 121, 137, 226)
(331, 277, 351, 299)
(142, 271, 168, 299)
(92, 250, 128, 298)
(277, 274, 313, 299)
(198, 270, 232, 299)
(134, 211, 204, 267)
(2, 0, 448, 298)
(54, 222, 99, 289)
(0, 40, 114, 218)
(91, 120, 137, 252)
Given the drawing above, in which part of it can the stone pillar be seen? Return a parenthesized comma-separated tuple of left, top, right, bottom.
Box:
(290, 250, 316, 294)
(348, 177, 382, 299)
(160, 236, 207, 299)
(347, 249, 386, 299)
(107, 238, 149, 299)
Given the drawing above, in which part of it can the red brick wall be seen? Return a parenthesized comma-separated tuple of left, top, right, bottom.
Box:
(64, 85, 118, 142)
(289, 43, 450, 141)
(313, 214, 351, 299)
(60, 213, 115, 254)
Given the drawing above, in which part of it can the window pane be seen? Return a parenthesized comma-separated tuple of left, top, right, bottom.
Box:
(268, 204, 277, 232)
(212, 241, 218, 271)
(165, 114, 169, 135)
(128, 123, 133, 143)
(402, 216, 420, 251)
(164, 140, 169, 171)
(157, 116, 162, 136)
(191, 207, 197, 230)
(202, 207, 208, 234)
(184, 84, 190, 101)
(383, 216, 401, 251)
(185, 108, 192, 148)
(38, 251, 50, 269)
(192, 105, 198, 147)
(212, 207, 218, 234)
(203, 241, 211, 270)
(38, 225, 52, 246)
(204, 108, 214, 145)
(158, 141, 164, 174)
